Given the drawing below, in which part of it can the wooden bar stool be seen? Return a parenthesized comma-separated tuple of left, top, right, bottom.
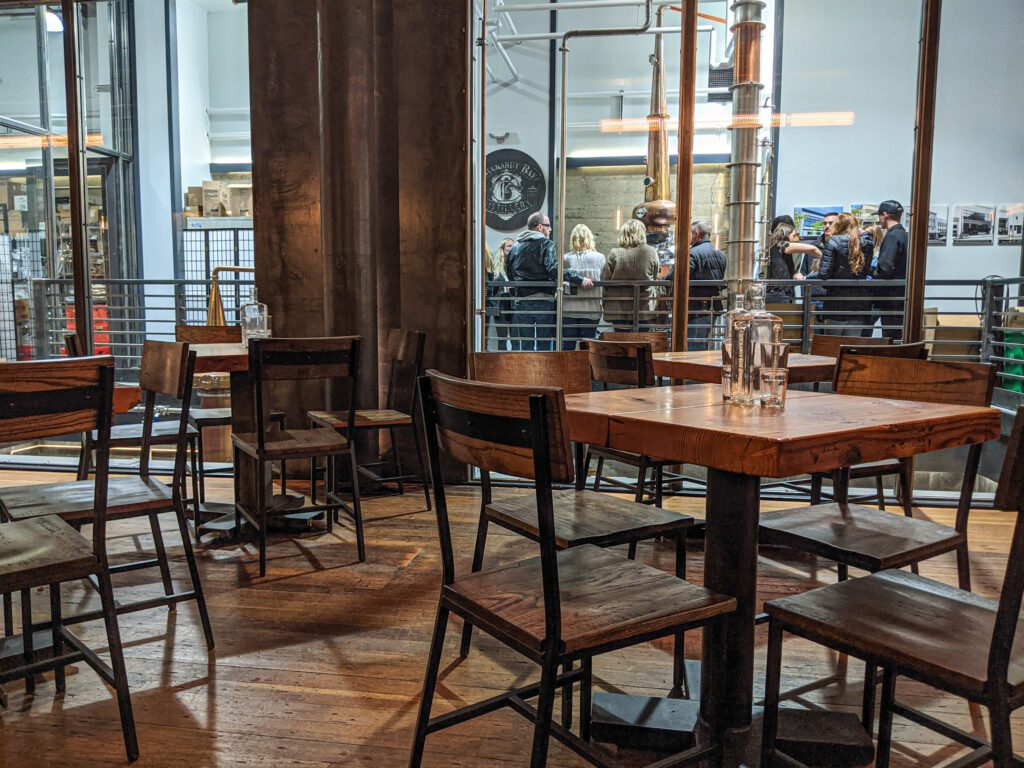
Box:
(581, 339, 676, 506)
(762, 355, 995, 589)
(0, 356, 139, 761)
(174, 324, 285, 506)
(408, 371, 735, 768)
(2, 342, 215, 649)
(232, 336, 365, 576)
(761, 405, 1024, 768)
(308, 328, 430, 509)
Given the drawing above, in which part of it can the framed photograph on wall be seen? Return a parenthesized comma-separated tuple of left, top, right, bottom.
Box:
(951, 205, 995, 246)
(793, 206, 842, 239)
(851, 203, 879, 224)
(996, 204, 1024, 246)
(927, 204, 949, 245)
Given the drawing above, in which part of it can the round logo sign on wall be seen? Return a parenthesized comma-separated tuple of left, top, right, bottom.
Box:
(485, 149, 546, 231)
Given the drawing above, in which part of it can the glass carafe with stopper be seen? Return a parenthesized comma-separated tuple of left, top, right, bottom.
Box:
(723, 289, 754, 404)
(240, 287, 270, 342)
(746, 281, 784, 400)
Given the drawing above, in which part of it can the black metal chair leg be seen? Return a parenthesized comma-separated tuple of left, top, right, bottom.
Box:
(810, 473, 823, 505)
(21, 589, 34, 694)
(577, 444, 591, 492)
(580, 656, 593, 743)
(96, 567, 139, 763)
(956, 541, 972, 592)
(529, 652, 561, 768)
(50, 583, 65, 693)
(634, 456, 649, 504)
(875, 475, 886, 510)
(174, 498, 215, 650)
(279, 459, 288, 496)
(760, 619, 784, 768)
(195, 428, 207, 504)
(149, 513, 176, 609)
(348, 450, 366, 562)
(459, 512, 490, 658)
(561, 660, 574, 730)
(257, 461, 268, 577)
(672, 533, 688, 698)
(77, 434, 92, 481)
(310, 453, 319, 506)
(654, 463, 665, 507)
(861, 661, 877, 734)
(408, 606, 450, 768)
(325, 457, 334, 532)
(189, 437, 201, 521)
(3, 591, 11, 636)
(593, 456, 605, 492)
(874, 668, 897, 768)
(837, 563, 849, 582)
(391, 427, 406, 495)
(411, 415, 432, 510)
(989, 695, 1016, 768)
(232, 446, 242, 542)
(897, 459, 919, 575)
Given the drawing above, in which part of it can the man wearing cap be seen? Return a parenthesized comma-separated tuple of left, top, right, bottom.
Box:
(873, 200, 908, 340)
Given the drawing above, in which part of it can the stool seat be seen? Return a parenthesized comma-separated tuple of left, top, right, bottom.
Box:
(309, 408, 413, 430)
(759, 502, 962, 573)
(232, 427, 349, 461)
(190, 408, 286, 428)
(487, 489, 693, 549)
(0, 515, 97, 594)
(1, 477, 174, 524)
(446, 544, 735, 656)
(94, 421, 199, 445)
(766, 569, 1024, 699)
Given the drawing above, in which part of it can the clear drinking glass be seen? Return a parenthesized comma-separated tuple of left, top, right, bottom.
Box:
(759, 367, 789, 409)
(760, 341, 790, 371)
(721, 344, 734, 400)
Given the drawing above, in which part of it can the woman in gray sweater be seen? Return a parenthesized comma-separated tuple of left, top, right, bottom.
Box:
(601, 219, 660, 331)
(562, 224, 606, 349)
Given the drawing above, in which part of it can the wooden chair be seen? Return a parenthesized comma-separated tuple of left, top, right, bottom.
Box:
(580, 339, 675, 506)
(2, 342, 215, 649)
(760, 355, 996, 590)
(0, 357, 138, 761)
(308, 329, 430, 510)
(63, 331, 84, 357)
(598, 330, 670, 353)
(810, 342, 931, 507)
(466, 350, 696, 694)
(409, 370, 735, 768)
(174, 324, 285, 506)
(761, 405, 1024, 768)
(232, 336, 364, 576)
(809, 333, 891, 358)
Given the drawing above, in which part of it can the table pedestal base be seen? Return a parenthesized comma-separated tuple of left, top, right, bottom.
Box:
(196, 492, 313, 537)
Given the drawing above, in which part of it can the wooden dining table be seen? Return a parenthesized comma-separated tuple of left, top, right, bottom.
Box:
(564, 383, 1002, 764)
(653, 350, 837, 385)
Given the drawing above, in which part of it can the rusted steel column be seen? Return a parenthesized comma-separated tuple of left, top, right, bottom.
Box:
(904, 0, 942, 343)
(318, 0, 400, 410)
(671, 0, 699, 352)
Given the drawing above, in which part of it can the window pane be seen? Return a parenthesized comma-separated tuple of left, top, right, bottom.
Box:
(78, 0, 132, 153)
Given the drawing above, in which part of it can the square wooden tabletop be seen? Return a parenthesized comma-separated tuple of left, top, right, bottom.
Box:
(565, 384, 1002, 478)
(652, 350, 837, 384)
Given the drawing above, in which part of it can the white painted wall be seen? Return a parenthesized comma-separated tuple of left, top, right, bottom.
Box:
(206, 7, 251, 164)
(775, 0, 1024, 294)
(175, 0, 212, 190)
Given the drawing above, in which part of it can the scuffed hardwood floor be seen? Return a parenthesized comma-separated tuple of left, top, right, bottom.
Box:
(0, 469, 1019, 767)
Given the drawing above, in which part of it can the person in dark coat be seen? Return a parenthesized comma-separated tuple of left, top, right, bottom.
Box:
(873, 199, 908, 340)
(765, 222, 818, 303)
(812, 213, 872, 336)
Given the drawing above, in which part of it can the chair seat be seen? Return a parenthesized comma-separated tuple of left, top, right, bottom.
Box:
(190, 408, 286, 428)
(308, 408, 413, 430)
(232, 427, 349, 460)
(444, 544, 735, 655)
(759, 503, 962, 572)
(0, 515, 97, 593)
(94, 421, 198, 445)
(1, 477, 175, 524)
(766, 569, 1024, 700)
(487, 489, 693, 549)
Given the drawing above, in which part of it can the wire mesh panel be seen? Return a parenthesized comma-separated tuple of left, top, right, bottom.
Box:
(0, 237, 15, 360)
(181, 228, 255, 325)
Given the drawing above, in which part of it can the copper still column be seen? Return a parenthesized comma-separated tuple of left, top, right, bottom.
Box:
(724, 0, 765, 292)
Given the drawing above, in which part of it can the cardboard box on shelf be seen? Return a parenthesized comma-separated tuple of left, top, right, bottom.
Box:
(226, 185, 253, 217)
(202, 181, 228, 217)
(183, 206, 201, 219)
(923, 307, 982, 359)
(186, 186, 203, 210)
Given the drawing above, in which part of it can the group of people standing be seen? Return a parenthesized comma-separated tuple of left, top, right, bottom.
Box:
(764, 199, 908, 339)
(485, 213, 679, 351)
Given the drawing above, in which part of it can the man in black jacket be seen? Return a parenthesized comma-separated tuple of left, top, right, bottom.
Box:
(873, 199, 908, 340)
(667, 220, 725, 350)
(506, 211, 592, 350)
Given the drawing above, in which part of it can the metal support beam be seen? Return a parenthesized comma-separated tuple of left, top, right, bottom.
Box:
(904, 0, 942, 343)
(671, 0, 698, 351)
(61, 0, 93, 354)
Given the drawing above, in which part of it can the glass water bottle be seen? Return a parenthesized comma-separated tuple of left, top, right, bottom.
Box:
(746, 282, 784, 400)
(723, 291, 754, 404)
(240, 287, 270, 342)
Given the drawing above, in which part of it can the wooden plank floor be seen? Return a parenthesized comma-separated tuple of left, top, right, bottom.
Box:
(0, 469, 1020, 766)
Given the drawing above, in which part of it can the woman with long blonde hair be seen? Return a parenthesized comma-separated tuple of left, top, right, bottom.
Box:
(601, 219, 660, 331)
(814, 212, 873, 336)
(484, 239, 515, 349)
(561, 224, 605, 349)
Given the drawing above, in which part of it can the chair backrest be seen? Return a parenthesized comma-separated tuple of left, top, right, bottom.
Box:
(810, 333, 891, 358)
(987, 406, 1024, 686)
(599, 330, 670, 355)
(137, 341, 197, 485)
(835, 355, 995, 407)
(63, 332, 84, 358)
(250, 337, 361, 450)
(582, 338, 654, 388)
(470, 350, 592, 395)
(175, 324, 242, 344)
(0, 357, 115, 558)
(831, 342, 929, 389)
(382, 329, 426, 413)
(419, 370, 569, 641)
